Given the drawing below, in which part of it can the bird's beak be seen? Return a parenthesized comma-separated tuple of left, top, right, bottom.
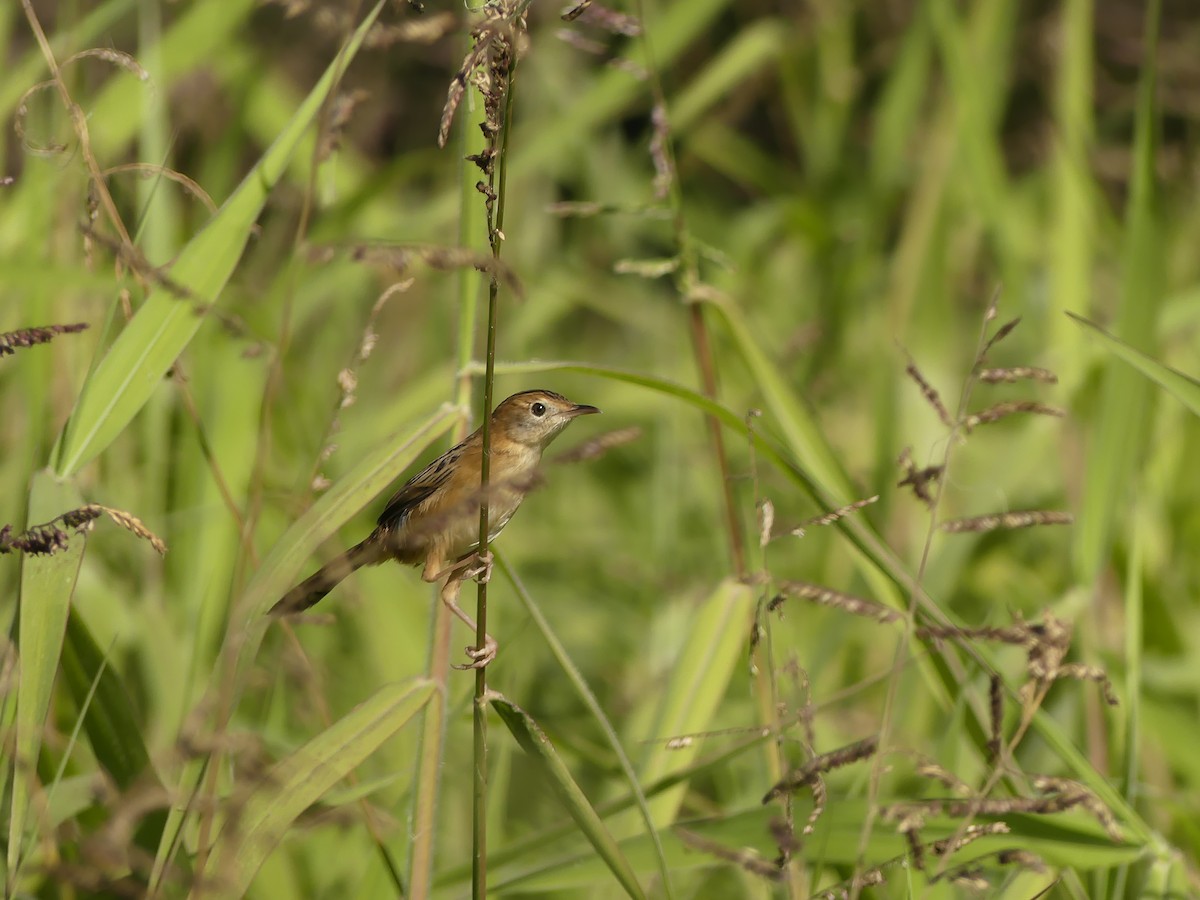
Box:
(567, 403, 601, 417)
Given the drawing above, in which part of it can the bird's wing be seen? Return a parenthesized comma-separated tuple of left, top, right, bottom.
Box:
(376, 438, 467, 530)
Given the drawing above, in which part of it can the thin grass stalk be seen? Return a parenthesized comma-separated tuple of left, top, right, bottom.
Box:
(471, 32, 520, 900)
(19, 0, 138, 310)
(852, 305, 998, 897)
(408, 41, 487, 900)
(745, 423, 806, 897)
(1114, 515, 1144, 899)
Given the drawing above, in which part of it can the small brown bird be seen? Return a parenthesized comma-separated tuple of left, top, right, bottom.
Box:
(271, 389, 600, 667)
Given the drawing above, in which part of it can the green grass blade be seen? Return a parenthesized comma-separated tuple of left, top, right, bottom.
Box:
(1067, 312, 1200, 418)
(628, 578, 754, 829)
(492, 694, 647, 900)
(1049, 0, 1096, 388)
(59, 610, 168, 857)
(205, 678, 436, 896)
(8, 470, 85, 881)
(702, 296, 854, 501)
(52, 0, 386, 478)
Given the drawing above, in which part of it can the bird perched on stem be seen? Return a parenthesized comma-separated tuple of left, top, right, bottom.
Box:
(271, 389, 600, 668)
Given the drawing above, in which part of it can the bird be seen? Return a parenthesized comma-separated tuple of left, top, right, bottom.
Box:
(271, 389, 600, 668)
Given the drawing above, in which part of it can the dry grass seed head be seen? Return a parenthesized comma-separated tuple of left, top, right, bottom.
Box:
(762, 735, 878, 803)
(904, 358, 953, 427)
(0, 322, 89, 357)
(316, 89, 370, 163)
(787, 495, 879, 539)
(988, 673, 1004, 761)
(913, 757, 972, 795)
(978, 316, 1021, 362)
(770, 581, 900, 624)
(963, 400, 1065, 432)
(365, 12, 457, 48)
(897, 447, 942, 507)
(978, 366, 1058, 384)
(438, 4, 524, 148)
(674, 828, 783, 881)
(552, 425, 641, 464)
(308, 241, 523, 297)
(940, 510, 1073, 532)
(1032, 776, 1122, 841)
(565, 2, 641, 35)
(77, 222, 196, 301)
(995, 849, 1047, 872)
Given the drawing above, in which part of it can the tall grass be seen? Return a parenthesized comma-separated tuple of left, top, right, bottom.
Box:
(2, 0, 1199, 897)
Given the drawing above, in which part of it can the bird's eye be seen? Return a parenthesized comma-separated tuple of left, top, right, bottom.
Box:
(531, 402, 547, 417)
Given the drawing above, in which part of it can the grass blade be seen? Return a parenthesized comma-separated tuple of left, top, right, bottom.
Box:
(626, 578, 755, 830)
(1067, 312, 1200, 418)
(492, 694, 647, 900)
(204, 678, 436, 896)
(52, 0, 387, 478)
(7, 471, 85, 884)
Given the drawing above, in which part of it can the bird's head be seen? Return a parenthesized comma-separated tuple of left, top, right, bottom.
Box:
(491, 389, 600, 449)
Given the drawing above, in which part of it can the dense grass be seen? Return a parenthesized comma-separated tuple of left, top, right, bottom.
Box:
(3, 0, 1199, 897)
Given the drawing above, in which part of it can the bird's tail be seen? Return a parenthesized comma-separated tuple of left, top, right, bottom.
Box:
(270, 538, 384, 616)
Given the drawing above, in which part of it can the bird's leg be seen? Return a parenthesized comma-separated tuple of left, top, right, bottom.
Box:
(439, 574, 498, 670)
(427, 549, 494, 585)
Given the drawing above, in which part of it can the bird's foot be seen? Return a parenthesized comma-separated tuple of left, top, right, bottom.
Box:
(451, 634, 498, 670)
(461, 549, 494, 584)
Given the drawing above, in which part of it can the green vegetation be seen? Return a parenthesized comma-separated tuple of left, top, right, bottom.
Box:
(2, 0, 1198, 897)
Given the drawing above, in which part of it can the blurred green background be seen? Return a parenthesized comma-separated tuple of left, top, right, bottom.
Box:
(2, 0, 1199, 897)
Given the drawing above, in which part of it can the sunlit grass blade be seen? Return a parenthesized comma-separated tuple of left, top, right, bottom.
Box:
(1067, 312, 1200, 418)
(204, 678, 436, 896)
(8, 470, 85, 883)
(491, 694, 647, 900)
(1049, 0, 1097, 388)
(51, 0, 387, 478)
(626, 578, 754, 830)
